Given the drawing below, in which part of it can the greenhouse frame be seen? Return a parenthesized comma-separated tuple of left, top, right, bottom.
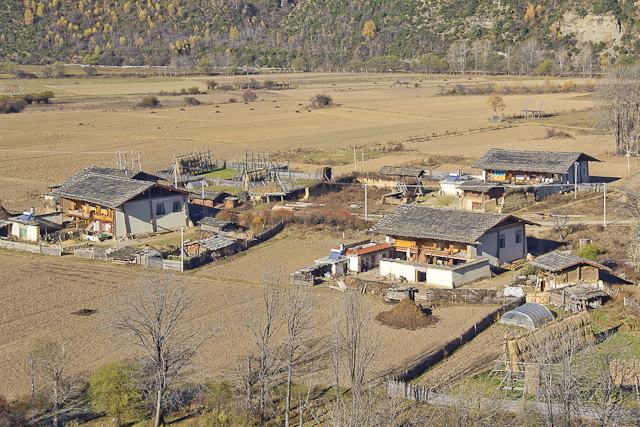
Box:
(499, 302, 555, 330)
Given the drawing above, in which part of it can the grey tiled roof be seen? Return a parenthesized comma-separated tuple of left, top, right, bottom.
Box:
(471, 149, 599, 174)
(51, 173, 154, 208)
(369, 204, 523, 243)
(458, 180, 504, 194)
(53, 166, 157, 188)
(193, 235, 236, 251)
(529, 251, 610, 272)
(109, 246, 144, 260)
(197, 217, 235, 228)
(7, 216, 62, 231)
(378, 166, 425, 177)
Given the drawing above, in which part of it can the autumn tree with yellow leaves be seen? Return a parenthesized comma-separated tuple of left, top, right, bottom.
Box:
(487, 93, 505, 119)
(362, 20, 377, 40)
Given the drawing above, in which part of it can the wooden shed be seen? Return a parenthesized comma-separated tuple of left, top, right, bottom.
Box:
(528, 251, 610, 291)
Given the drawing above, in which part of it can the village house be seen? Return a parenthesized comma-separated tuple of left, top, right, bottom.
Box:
(50, 166, 191, 239)
(528, 251, 610, 291)
(457, 181, 505, 213)
(471, 148, 600, 198)
(313, 241, 393, 274)
(369, 205, 535, 286)
(6, 210, 62, 242)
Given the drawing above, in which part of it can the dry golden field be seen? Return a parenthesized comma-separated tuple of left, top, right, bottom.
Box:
(0, 71, 629, 213)
(0, 232, 498, 400)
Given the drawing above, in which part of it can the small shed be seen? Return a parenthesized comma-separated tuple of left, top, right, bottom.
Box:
(499, 302, 555, 330)
(186, 235, 237, 258)
(529, 251, 610, 291)
(549, 283, 607, 311)
(197, 217, 238, 233)
(8, 214, 62, 242)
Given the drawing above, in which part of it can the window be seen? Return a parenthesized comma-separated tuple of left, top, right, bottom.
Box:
(499, 235, 506, 248)
(156, 203, 165, 215)
(515, 232, 522, 244)
(173, 201, 181, 212)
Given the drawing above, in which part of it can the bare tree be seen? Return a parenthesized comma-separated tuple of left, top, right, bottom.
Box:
(555, 45, 567, 76)
(329, 292, 380, 396)
(31, 338, 78, 427)
(552, 208, 570, 241)
(105, 274, 214, 427)
(281, 284, 315, 427)
(438, 380, 507, 427)
(584, 332, 637, 426)
(575, 43, 593, 77)
(523, 328, 591, 427)
(518, 38, 541, 76)
(594, 65, 640, 155)
(241, 267, 283, 422)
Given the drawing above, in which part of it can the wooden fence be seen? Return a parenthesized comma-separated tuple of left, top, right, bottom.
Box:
(0, 239, 61, 256)
(73, 247, 108, 260)
(393, 296, 525, 381)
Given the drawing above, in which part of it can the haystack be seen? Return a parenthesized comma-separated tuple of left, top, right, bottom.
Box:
(503, 310, 594, 364)
(376, 299, 439, 330)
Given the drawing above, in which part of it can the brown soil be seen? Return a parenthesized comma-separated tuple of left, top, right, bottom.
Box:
(0, 205, 10, 220)
(376, 299, 439, 330)
(0, 231, 500, 399)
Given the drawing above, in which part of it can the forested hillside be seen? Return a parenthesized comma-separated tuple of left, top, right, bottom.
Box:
(1, 0, 639, 73)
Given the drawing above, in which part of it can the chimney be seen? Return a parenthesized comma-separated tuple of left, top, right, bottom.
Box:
(457, 169, 461, 179)
(340, 243, 345, 254)
(30, 207, 35, 217)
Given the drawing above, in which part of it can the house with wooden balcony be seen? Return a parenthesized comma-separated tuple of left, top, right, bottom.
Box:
(50, 166, 190, 239)
(471, 148, 599, 190)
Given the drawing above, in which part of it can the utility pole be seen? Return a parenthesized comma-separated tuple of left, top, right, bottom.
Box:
(174, 163, 178, 188)
(30, 358, 35, 425)
(202, 181, 205, 217)
(180, 227, 184, 272)
(353, 146, 357, 172)
(363, 184, 368, 221)
(603, 183, 607, 227)
(137, 150, 142, 171)
(574, 162, 578, 200)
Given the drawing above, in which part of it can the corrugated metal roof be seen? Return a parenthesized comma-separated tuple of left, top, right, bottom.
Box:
(471, 148, 599, 174)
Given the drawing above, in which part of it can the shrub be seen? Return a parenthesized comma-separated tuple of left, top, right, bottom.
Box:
(0, 393, 28, 426)
(263, 79, 275, 90)
(140, 96, 159, 108)
(575, 243, 603, 262)
(310, 93, 333, 107)
(544, 127, 573, 139)
(215, 210, 237, 222)
(184, 96, 200, 106)
(32, 90, 54, 104)
(0, 98, 27, 113)
(84, 66, 98, 76)
(186, 86, 200, 95)
(228, 98, 237, 103)
(561, 80, 576, 92)
(89, 361, 141, 427)
(206, 79, 217, 90)
(242, 90, 257, 102)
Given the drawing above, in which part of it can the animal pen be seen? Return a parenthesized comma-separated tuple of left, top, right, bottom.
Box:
(521, 99, 544, 118)
(231, 151, 303, 202)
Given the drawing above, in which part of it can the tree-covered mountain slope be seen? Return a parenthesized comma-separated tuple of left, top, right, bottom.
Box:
(1, 0, 638, 72)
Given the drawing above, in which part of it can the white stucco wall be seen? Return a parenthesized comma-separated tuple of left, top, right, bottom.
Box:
(426, 268, 453, 287)
(11, 224, 39, 242)
(154, 195, 187, 231)
(476, 223, 526, 266)
(123, 200, 153, 235)
(380, 259, 415, 281)
(114, 209, 127, 238)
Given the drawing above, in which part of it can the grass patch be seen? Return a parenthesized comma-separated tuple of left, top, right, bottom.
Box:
(201, 168, 237, 180)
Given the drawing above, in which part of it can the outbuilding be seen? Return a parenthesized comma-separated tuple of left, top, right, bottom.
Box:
(528, 251, 610, 291)
(499, 302, 555, 331)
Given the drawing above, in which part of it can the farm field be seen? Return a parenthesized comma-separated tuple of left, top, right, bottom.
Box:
(0, 231, 499, 400)
(0, 71, 629, 213)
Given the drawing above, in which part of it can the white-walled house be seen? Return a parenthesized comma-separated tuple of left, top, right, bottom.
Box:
(369, 204, 536, 287)
(50, 166, 190, 239)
